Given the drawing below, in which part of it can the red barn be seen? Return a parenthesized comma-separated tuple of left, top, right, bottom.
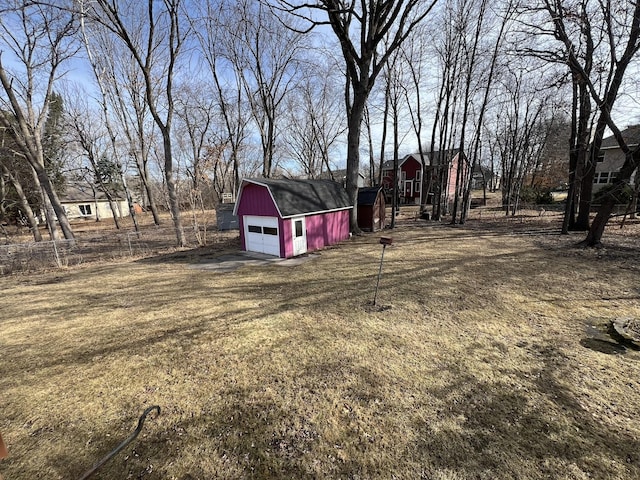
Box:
(381, 151, 465, 210)
(233, 178, 353, 258)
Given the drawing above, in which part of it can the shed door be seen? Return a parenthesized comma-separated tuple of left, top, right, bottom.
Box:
(292, 217, 307, 256)
(244, 215, 280, 256)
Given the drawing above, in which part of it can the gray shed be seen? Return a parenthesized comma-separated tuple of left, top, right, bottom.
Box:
(216, 203, 239, 230)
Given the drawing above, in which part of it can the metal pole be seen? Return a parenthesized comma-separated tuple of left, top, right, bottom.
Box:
(52, 240, 61, 268)
(373, 244, 387, 306)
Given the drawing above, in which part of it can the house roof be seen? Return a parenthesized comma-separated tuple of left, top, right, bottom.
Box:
(357, 186, 382, 206)
(317, 169, 365, 181)
(235, 178, 353, 218)
(381, 150, 460, 170)
(472, 164, 495, 179)
(601, 125, 640, 149)
(60, 184, 123, 203)
(381, 155, 417, 170)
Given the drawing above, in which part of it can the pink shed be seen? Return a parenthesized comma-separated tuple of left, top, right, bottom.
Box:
(233, 178, 353, 258)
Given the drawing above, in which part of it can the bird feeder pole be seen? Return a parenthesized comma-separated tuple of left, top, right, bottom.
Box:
(373, 236, 393, 306)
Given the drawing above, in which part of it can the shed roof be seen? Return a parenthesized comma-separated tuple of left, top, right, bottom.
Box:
(235, 178, 353, 218)
(357, 187, 382, 206)
(317, 169, 365, 181)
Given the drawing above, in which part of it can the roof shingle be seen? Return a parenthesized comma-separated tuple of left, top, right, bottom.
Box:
(601, 125, 640, 149)
(243, 178, 352, 217)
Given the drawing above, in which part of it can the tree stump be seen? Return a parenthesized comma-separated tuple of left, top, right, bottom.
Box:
(612, 318, 640, 347)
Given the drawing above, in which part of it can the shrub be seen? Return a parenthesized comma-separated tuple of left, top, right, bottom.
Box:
(519, 186, 554, 205)
(593, 183, 634, 205)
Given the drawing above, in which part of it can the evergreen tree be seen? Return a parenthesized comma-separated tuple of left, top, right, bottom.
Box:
(94, 155, 123, 194)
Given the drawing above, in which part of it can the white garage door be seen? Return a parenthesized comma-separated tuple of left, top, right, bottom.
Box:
(243, 215, 280, 256)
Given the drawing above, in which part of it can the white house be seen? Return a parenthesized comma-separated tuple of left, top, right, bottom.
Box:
(593, 125, 640, 194)
(60, 184, 129, 221)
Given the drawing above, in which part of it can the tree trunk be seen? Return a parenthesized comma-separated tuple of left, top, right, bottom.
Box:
(345, 90, 367, 233)
(364, 106, 376, 186)
(580, 195, 614, 247)
(581, 151, 640, 245)
(630, 174, 640, 219)
(378, 80, 390, 187)
(2, 164, 42, 242)
(574, 158, 594, 230)
(32, 162, 75, 241)
(138, 160, 161, 225)
(390, 104, 399, 229)
(161, 130, 186, 246)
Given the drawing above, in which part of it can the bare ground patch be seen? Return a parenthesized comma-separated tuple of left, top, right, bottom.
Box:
(1, 213, 639, 479)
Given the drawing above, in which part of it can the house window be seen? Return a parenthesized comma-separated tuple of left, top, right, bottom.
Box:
(597, 153, 605, 163)
(79, 204, 92, 216)
(415, 171, 421, 192)
(593, 172, 614, 184)
(401, 171, 406, 182)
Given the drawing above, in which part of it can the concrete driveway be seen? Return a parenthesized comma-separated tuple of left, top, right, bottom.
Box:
(189, 251, 319, 272)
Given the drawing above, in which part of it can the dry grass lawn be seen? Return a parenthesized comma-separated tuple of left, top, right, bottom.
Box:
(2, 216, 640, 479)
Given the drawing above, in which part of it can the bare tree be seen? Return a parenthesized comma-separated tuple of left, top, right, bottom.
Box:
(491, 66, 559, 215)
(539, 0, 640, 246)
(516, 1, 597, 232)
(382, 49, 408, 228)
(273, 0, 439, 231)
(63, 86, 132, 229)
(0, 1, 78, 241)
(282, 63, 346, 178)
(174, 83, 217, 196)
(77, 3, 141, 233)
(190, 1, 264, 195)
(86, 0, 188, 246)
(173, 82, 223, 245)
(458, 0, 517, 223)
(428, 0, 465, 220)
(401, 34, 431, 209)
(98, 41, 162, 226)
(210, 0, 306, 179)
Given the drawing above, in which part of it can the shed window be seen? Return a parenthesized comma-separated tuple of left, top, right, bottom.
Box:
(79, 204, 92, 216)
(263, 227, 278, 235)
(248, 225, 262, 233)
(295, 220, 303, 237)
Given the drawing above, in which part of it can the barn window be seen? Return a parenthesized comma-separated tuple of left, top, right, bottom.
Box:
(79, 204, 92, 216)
(248, 225, 262, 233)
(263, 227, 278, 235)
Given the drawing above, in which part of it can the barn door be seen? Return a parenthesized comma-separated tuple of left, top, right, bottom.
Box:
(244, 215, 280, 256)
(404, 180, 413, 198)
(292, 217, 307, 256)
